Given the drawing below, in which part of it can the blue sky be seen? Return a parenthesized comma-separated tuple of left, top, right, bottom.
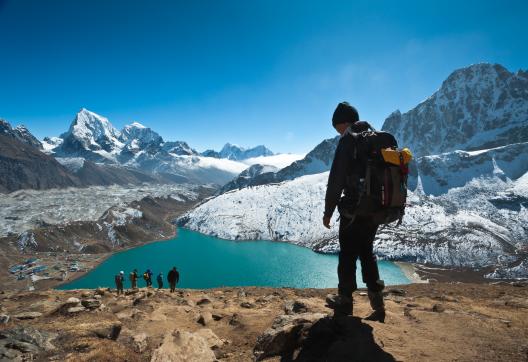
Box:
(0, 0, 526, 153)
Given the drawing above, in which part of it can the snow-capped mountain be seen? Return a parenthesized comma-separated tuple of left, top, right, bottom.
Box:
(0, 119, 42, 149)
(201, 143, 274, 160)
(408, 141, 528, 195)
(218, 136, 338, 194)
(55, 108, 124, 162)
(120, 122, 163, 151)
(178, 170, 528, 278)
(44, 108, 253, 185)
(218, 164, 280, 194)
(382, 63, 528, 157)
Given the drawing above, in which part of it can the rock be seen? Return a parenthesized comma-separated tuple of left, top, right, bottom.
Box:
(386, 288, 406, 296)
(195, 328, 224, 349)
(150, 330, 216, 362)
(80, 292, 91, 298)
(133, 295, 145, 306)
(211, 313, 224, 321)
(432, 304, 445, 313)
(240, 302, 255, 309)
(272, 313, 326, 329)
(229, 313, 241, 326)
(197, 311, 213, 326)
(81, 299, 101, 309)
(254, 313, 326, 361)
(133, 332, 148, 353)
(284, 300, 308, 314)
(92, 322, 122, 340)
(66, 297, 81, 305)
(13, 311, 42, 320)
(505, 298, 528, 309)
(67, 306, 86, 314)
(196, 297, 212, 306)
(0, 326, 57, 352)
(95, 288, 106, 296)
(0, 314, 10, 324)
(237, 289, 247, 298)
(93, 294, 102, 300)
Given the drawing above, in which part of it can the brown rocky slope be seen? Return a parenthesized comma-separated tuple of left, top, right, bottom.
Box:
(0, 282, 527, 361)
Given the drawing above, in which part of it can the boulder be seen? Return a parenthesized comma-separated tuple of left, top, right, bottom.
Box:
(197, 311, 213, 326)
(67, 306, 86, 314)
(240, 302, 255, 309)
(195, 328, 226, 359)
(91, 322, 122, 340)
(150, 330, 216, 362)
(432, 304, 445, 313)
(0, 314, 10, 324)
(0, 326, 57, 354)
(284, 300, 308, 314)
(133, 332, 148, 353)
(95, 288, 106, 296)
(13, 311, 42, 320)
(211, 313, 224, 321)
(66, 297, 81, 305)
(196, 297, 212, 306)
(254, 313, 326, 361)
(81, 299, 101, 309)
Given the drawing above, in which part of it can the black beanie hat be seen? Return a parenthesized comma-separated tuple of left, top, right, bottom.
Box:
(332, 102, 359, 126)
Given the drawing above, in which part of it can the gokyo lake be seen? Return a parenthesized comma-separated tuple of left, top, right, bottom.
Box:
(59, 228, 410, 289)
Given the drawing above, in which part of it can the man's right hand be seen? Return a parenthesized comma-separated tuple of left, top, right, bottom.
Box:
(323, 216, 331, 229)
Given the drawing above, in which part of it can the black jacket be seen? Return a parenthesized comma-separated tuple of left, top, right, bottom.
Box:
(324, 122, 370, 218)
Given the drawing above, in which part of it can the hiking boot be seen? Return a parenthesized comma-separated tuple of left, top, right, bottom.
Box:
(365, 290, 385, 323)
(364, 309, 385, 323)
(325, 294, 353, 316)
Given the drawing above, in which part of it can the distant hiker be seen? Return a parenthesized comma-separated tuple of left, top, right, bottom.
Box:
(157, 272, 163, 289)
(115, 271, 125, 295)
(167, 267, 179, 293)
(130, 269, 138, 289)
(323, 102, 411, 323)
(143, 269, 153, 287)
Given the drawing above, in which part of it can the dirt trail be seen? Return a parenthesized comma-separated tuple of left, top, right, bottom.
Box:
(0, 282, 526, 361)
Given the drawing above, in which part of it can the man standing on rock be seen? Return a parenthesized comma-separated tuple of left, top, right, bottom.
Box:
(167, 267, 179, 292)
(115, 271, 125, 295)
(130, 269, 138, 289)
(157, 272, 164, 289)
(323, 102, 386, 322)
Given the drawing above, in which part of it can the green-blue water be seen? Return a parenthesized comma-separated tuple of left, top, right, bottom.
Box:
(58, 228, 410, 290)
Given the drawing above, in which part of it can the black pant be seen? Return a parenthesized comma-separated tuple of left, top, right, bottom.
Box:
(338, 215, 382, 297)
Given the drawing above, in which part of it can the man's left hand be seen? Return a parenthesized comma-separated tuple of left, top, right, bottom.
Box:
(323, 216, 331, 229)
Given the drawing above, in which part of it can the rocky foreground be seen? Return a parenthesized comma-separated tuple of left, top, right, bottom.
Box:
(0, 283, 527, 361)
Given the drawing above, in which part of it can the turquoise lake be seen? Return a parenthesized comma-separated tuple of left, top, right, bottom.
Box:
(58, 228, 410, 290)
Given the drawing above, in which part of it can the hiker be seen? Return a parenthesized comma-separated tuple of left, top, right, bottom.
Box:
(157, 272, 163, 289)
(130, 269, 138, 289)
(323, 102, 387, 322)
(143, 269, 153, 287)
(115, 271, 125, 295)
(167, 266, 179, 293)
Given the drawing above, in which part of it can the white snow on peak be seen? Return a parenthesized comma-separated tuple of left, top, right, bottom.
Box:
(129, 121, 146, 129)
(68, 108, 123, 151)
(241, 153, 306, 169)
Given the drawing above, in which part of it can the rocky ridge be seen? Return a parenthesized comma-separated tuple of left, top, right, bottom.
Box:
(0, 283, 526, 361)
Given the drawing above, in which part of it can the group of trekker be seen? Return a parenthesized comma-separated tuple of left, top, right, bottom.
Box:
(114, 267, 180, 294)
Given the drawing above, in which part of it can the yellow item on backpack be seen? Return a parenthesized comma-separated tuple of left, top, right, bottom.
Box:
(381, 147, 413, 165)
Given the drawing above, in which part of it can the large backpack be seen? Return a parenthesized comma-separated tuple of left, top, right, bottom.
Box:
(338, 129, 412, 225)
